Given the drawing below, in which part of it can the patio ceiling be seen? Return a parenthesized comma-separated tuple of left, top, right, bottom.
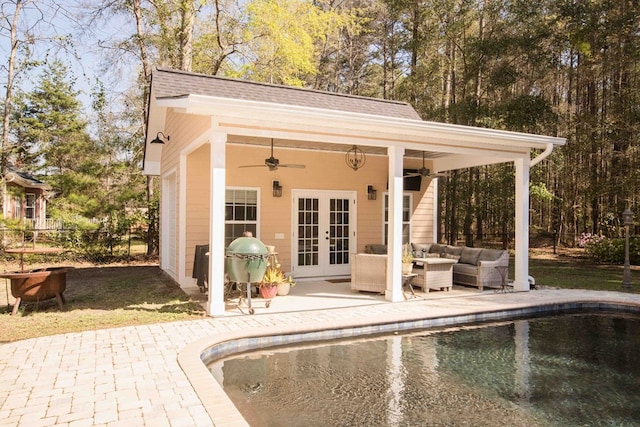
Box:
(225, 135, 450, 160)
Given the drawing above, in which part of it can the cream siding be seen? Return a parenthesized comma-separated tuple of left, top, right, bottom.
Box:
(161, 114, 437, 284)
(160, 110, 212, 280)
(184, 144, 211, 279)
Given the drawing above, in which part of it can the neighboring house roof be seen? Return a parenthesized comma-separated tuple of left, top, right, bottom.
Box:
(152, 68, 422, 121)
(5, 166, 51, 190)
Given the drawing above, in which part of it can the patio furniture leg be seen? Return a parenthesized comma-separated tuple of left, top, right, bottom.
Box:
(11, 297, 21, 315)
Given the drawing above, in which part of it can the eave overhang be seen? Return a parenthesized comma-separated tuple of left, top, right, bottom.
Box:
(144, 92, 566, 175)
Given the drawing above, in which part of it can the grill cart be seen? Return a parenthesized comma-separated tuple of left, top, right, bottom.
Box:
(225, 237, 269, 314)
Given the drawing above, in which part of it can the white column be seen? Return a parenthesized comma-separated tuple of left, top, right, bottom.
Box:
(514, 156, 530, 292)
(386, 146, 404, 302)
(208, 131, 227, 316)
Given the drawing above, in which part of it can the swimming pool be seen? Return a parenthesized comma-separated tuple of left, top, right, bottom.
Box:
(209, 312, 640, 426)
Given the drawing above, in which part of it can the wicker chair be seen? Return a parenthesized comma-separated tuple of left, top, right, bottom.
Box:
(350, 253, 387, 293)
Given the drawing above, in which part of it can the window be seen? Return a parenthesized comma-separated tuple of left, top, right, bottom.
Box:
(25, 193, 36, 220)
(225, 188, 259, 246)
(13, 195, 21, 219)
(383, 193, 412, 245)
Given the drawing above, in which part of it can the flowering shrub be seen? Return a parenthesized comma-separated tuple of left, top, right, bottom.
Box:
(575, 232, 604, 248)
(583, 236, 640, 264)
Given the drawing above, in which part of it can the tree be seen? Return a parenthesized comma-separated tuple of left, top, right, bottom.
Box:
(11, 60, 106, 218)
(240, 0, 354, 86)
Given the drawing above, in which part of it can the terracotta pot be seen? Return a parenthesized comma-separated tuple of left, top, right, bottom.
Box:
(259, 284, 278, 299)
(277, 282, 291, 296)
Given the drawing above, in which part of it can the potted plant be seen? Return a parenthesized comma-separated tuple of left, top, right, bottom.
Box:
(277, 274, 296, 296)
(260, 264, 285, 299)
(402, 244, 414, 274)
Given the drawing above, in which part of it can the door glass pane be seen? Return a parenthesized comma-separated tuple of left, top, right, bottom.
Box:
(329, 198, 350, 265)
(298, 198, 319, 266)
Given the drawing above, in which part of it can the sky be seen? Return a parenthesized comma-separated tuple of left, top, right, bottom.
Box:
(1, 0, 139, 116)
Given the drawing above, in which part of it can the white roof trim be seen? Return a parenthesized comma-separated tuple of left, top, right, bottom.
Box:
(155, 94, 566, 151)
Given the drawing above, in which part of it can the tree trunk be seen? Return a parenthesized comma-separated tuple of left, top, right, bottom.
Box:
(1, 0, 24, 218)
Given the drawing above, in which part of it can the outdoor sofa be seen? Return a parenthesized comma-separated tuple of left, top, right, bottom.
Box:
(354, 243, 509, 291)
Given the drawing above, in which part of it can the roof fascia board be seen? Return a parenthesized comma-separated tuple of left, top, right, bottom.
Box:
(433, 153, 529, 172)
(158, 94, 566, 151)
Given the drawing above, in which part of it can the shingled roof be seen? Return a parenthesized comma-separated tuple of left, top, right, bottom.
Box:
(5, 165, 50, 189)
(152, 68, 422, 121)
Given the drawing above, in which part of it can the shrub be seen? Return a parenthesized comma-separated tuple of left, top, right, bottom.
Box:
(584, 236, 640, 264)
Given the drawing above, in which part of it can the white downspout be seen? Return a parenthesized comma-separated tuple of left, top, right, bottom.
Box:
(530, 143, 554, 168)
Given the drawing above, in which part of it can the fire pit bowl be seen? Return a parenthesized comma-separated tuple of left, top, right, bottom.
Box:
(2, 267, 73, 315)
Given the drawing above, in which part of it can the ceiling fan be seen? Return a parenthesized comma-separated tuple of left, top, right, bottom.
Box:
(239, 139, 306, 171)
(403, 151, 447, 178)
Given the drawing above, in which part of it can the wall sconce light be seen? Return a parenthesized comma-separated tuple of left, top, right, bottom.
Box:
(367, 185, 377, 200)
(272, 180, 283, 197)
(345, 145, 366, 171)
(150, 132, 170, 144)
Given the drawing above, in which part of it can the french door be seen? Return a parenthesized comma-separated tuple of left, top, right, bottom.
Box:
(292, 190, 356, 278)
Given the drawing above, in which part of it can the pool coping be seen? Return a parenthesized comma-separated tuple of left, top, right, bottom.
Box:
(177, 290, 640, 426)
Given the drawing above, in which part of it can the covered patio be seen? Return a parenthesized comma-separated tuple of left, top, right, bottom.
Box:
(182, 279, 505, 316)
(144, 68, 565, 316)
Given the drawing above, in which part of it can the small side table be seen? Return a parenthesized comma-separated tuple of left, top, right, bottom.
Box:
(402, 273, 418, 300)
(494, 266, 510, 292)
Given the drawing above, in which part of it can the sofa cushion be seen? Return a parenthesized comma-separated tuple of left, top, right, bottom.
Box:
(478, 249, 505, 262)
(453, 263, 478, 275)
(445, 245, 464, 256)
(365, 244, 387, 254)
(459, 247, 483, 265)
(429, 244, 446, 255)
(411, 242, 431, 258)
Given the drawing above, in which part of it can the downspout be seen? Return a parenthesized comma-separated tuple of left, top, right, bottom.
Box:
(530, 143, 554, 168)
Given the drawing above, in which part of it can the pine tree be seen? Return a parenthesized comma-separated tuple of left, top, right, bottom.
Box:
(11, 60, 106, 219)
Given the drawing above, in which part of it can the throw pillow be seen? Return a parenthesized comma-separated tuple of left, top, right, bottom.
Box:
(443, 253, 461, 261)
(460, 247, 483, 265)
(445, 245, 464, 256)
(429, 244, 446, 255)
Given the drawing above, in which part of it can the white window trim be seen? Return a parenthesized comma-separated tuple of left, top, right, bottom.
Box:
(25, 193, 36, 220)
(225, 186, 261, 241)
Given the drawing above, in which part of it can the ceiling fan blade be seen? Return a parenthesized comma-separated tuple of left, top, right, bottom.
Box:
(279, 164, 306, 169)
(403, 173, 420, 178)
(238, 164, 267, 168)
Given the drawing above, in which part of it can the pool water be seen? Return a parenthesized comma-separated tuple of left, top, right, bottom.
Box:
(209, 313, 640, 426)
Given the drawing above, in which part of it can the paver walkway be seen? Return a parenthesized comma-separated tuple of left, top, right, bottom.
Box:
(2, 289, 640, 426)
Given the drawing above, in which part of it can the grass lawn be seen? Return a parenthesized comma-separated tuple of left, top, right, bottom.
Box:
(1, 249, 638, 343)
(528, 249, 640, 292)
(1, 262, 206, 343)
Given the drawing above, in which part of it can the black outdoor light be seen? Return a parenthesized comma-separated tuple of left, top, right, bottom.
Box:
(150, 132, 170, 144)
(367, 185, 377, 200)
(623, 208, 634, 289)
(345, 145, 366, 171)
(272, 180, 283, 197)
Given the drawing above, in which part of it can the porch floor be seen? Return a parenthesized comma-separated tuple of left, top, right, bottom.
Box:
(184, 280, 491, 316)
